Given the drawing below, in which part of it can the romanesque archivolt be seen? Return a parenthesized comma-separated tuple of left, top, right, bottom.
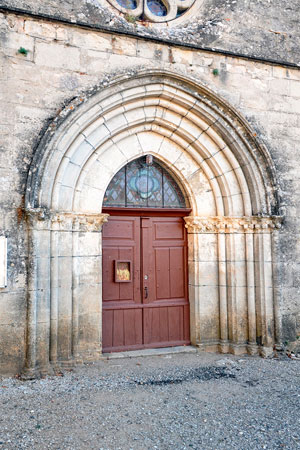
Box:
(21, 70, 283, 377)
(107, 0, 196, 22)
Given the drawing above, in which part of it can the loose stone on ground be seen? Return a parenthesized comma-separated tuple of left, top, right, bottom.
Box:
(0, 352, 299, 449)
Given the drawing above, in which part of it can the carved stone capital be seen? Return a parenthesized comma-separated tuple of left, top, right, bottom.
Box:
(184, 216, 283, 234)
(25, 208, 52, 230)
(71, 213, 109, 232)
(25, 209, 109, 232)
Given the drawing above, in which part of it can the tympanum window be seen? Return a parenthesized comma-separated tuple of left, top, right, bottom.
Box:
(103, 156, 186, 208)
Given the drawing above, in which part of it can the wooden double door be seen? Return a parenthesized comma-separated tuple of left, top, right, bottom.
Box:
(102, 210, 190, 352)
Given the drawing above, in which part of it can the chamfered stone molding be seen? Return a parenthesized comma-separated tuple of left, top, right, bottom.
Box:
(184, 216, 283, 233)
(25, 209, 109, 231)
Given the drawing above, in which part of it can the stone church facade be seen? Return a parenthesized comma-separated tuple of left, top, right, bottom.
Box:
(0, 0, 299, 376)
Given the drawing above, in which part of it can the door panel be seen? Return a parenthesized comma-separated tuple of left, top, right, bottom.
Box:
(102, 216, 142, 352)
(142, 217, 189, 347)
(154, 221, 184, 240)
(102, 309, 143, 351)
(143, 305, 187, 345)
(168, 306, 183, 341)
(102, 213, 190, 352)
(155, 248, 170, 299)
(102, 247, 136, 301)
(112, 310, 124, 348)
(102, 310, 113, 350)
(124, 309, 143, 347)
(102, 217, 140, 305)
(170, 247, 185, 298)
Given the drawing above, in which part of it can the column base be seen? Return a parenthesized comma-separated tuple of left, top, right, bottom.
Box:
(247, 343, 259, 355)
(197, 340, 264, 357)
(21, 363, 54, 379)
(229, 343, 248, 356)
(259, 346, 274, 358)
(196, 342, 219, 353)
(219, 340, 230, 353)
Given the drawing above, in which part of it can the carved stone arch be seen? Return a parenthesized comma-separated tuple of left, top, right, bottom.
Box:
(24, 70, 282, 377)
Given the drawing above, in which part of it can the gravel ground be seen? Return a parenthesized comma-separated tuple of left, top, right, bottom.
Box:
(0, 352, 299, 450)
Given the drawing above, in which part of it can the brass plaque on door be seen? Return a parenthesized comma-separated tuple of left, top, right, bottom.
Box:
(115, 260, 131, 282)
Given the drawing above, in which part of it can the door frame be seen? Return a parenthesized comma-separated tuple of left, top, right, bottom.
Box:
(102, 207, 192, 217)
(102, 207, 192, 351)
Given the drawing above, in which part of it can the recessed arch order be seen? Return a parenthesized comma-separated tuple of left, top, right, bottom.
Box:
(24, 70, 282, 377)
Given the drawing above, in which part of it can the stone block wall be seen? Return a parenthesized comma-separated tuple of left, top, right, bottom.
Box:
(0, 8, 299, 374)
(1, 0, 299, 65)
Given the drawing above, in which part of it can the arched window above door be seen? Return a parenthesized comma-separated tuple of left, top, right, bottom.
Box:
(103, 156, 187, 208)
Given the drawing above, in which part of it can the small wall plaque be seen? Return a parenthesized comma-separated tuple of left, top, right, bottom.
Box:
(0, 237, 7, 288)
(115, 260, 131, 282)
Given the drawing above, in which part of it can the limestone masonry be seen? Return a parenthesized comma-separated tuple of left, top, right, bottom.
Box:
(0, 0, 299, 376)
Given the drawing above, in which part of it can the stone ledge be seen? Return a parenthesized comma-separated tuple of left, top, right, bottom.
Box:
(103, 345, 197, 360)
(25, 209, 109, 231)
(184, 216, 283, 234)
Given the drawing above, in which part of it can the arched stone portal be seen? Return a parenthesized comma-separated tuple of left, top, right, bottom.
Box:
(24, 71, 282, 377)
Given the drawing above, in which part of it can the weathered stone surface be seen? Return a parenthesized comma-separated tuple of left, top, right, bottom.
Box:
(0, 0, 299, 66)
(0, 6, 299, 375)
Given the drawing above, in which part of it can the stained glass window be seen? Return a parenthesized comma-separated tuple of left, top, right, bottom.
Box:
(147, 0, 167, 17)
(107, 0, 195, 22)
(103, 156, 186, 208)
(116, 0, 137, 9)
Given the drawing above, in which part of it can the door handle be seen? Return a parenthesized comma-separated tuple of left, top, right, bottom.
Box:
(144, 286, 148, 299)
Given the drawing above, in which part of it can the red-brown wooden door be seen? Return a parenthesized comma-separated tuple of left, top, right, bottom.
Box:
(102, 212, 190, 352)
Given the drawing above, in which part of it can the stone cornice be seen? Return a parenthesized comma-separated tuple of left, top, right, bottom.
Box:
(1, 4, 299, 69)
(25, 209, 109, 231)
(184, 216, 283, 233)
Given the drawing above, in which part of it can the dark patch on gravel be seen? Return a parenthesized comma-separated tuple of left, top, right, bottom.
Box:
(134, 366, 235, 386)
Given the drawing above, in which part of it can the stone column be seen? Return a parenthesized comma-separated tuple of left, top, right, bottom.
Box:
(245, 230, 256, 353)
(184, 215, 282, 356)
(271, 227, 283, 346)
(49, 213, 74, 369)
(71, 213, 109, 362)
(250, 217, 282, 357)
(184, 217, 220, 351)
(217, 232, 229, 352)
(49, 212, 109, 368)
(23, 209, 108, 378)
(23, 209, 52, 378)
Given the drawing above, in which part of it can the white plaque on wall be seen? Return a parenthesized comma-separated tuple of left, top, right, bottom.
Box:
(0, 236, 7, 288)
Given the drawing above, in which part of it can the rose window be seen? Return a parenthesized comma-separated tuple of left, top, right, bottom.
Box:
(107, 0, 195, 23)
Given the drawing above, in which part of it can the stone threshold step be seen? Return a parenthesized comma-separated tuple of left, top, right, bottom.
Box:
(103, 345, 196, 359)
